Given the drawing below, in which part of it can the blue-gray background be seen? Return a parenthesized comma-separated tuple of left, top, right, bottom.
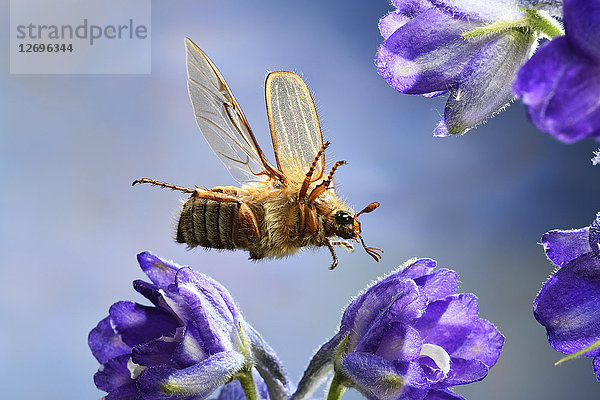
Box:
(2, 1, 599, 399)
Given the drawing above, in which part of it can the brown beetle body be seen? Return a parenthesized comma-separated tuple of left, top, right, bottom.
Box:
(134, 39, 381, 269)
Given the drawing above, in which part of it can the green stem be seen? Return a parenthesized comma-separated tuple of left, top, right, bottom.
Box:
(461, 10, 564, 40)
(326, 374, 347, 400)
(237, 369, 258, 400)
(555, 338, 600, 366)
(524, 9, 564, 39)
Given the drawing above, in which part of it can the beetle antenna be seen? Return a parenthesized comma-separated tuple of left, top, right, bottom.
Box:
(355, 202, 380, 218)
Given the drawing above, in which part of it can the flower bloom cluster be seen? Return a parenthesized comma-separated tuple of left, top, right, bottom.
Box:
(90, 255, 504, 400)
(534, 212, 600, 380)
(377, 0, 562, 136)
(515, 0, 600, 143)
(89, 252, 289, 400)
(294, 258, 504, 400)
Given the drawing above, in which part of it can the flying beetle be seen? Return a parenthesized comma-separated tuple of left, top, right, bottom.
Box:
(134, 38, 382, 269)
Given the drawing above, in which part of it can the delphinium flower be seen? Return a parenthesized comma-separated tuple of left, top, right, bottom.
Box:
(514, 0, 600, 146)
(89, 252, 290, 400)
(293, 258, 504, 400)
(534, 212, 600, 380)
(376, 0, 563, 136)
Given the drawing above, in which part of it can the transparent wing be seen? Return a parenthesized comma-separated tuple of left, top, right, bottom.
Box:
(185, 38, 283, 184)
(265, 71, 325, 183)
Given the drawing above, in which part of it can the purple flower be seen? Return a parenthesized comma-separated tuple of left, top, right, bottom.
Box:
(514, 0, 600, 143)
(293, 259, 504, 400)
(534, 213, 600, 380)
(376, 0, 562, 136)
(89, 252, 289, 400)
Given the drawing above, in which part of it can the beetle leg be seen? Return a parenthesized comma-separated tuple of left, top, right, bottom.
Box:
(191, 188, 240, 202)
(299, 142, 330, 202)
(238, 202, 261, 242)
(132, 178, 198, 194)
(210, 186, 245, 197)
(304, 203, 319, 234)
(132, 179, 241, 202)
(325, 238, 339, 270)
(307, 160, 347, 204)
(330, 240, 355, 253)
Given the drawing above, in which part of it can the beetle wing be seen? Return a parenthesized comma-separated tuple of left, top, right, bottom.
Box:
(185, 38, 283, 184)
(265, 71, 325, 183)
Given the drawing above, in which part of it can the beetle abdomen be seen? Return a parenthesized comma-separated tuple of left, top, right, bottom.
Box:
(177, 197, 241, 249)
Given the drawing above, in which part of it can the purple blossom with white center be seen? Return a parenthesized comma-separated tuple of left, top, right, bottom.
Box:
(514, 0, 600, 144)
(293, 259, 504, 400)
(376, 0, 563, 136)
(89, 252, 289, 400)
(534, 212, 600, 380)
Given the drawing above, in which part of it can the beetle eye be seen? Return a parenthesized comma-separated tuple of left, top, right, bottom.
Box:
(335, 211, 353, 225)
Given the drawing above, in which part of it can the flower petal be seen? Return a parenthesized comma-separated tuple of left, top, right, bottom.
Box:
(435, 30, 535, 136)
(400, 258, 438, 280)
(377, 7, 483, 95)
(105, 382, 142, 400)
(431, 0, 525, 23)
(137, 350, 246, 400)
(132, 339, 179, 368)
(420, 344, 450, 376)
(380, 0, 435, 39)
(350, 279, 425, 352)
(110, 301, 180, 348)
(375, 325, 423, 362)
(174, 267, 239, 354)
(94, 354, 134, 392)
(391, 0, 433, 11)
(589, 214, 600, 259)
(424, 389, 466, 400)
(514, 36, 600, 142)
(172, 324, 208, 368)
(594, 356, 600, 382)
(379, 11, 413, 40)
(433, 357, 488, 387)
(137, 252, 180, 288)
(342, 276, 420, 336)
(413, 294, 504, 368)
(564, 0, 600, 61)
(542, 227, 592, 268)
(414, 268, 459, 302)
(534, 253, 600, 355)
(342, 352, 428, 400)
(133, 280, 164, 308)
(89, 316, 131, 364)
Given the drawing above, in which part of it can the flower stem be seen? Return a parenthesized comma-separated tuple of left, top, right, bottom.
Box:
(555, 338, 600, 366)
(461, 10, 563, 40)
(326, 374, 347, 400)
(524, 9, 564, 39)
(237, 369, 259, 400)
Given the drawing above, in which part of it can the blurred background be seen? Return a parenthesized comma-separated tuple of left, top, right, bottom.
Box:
(2, 1, 599, 399)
